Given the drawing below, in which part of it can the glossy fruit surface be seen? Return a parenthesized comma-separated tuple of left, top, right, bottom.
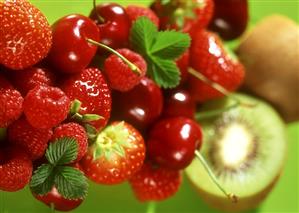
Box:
(0, 0, 52, 70)
(81, 122, 145, 185)
(148, 117, 202, 170)
(189, 29, 245, 102)
(208, 0, 248, 40)
(33, 186, 83, 212)
(126, 5, 159, 27)
(48, 14, 100, 73)
(112, 77, 163, 132)
(89, 3, 130, 49)
(163, 89, 196, 119)
(129, 162, 182, 201)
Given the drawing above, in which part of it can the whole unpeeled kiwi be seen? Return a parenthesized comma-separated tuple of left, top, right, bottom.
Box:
(186, 93, 287, 212)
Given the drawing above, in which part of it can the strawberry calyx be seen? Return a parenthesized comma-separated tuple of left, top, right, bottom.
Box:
(91, 122, 132, 161)
(70, 99, 104, 123)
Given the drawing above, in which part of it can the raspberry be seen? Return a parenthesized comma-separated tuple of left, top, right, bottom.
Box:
(104, 49, 147, 92)
(51, 123, 88, 162)
(0, 75, 23, 128)
(126, 5, 160, 27)
(11, 67, 55, 96)
(8, 117, 53, 160)
(23, 85, 70, 129)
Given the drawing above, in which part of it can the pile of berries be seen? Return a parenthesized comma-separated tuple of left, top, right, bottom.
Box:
(0, 0, 248, 211)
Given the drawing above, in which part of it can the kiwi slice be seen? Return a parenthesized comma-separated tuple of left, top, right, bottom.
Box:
(186, 93, 287, 212)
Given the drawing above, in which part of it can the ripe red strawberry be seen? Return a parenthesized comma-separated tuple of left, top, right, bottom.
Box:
(32, 186, 83, 212)
(8, 117, 53, 160)
(129, 162, 182, 201)
(52, 123, 88, 163)
(0, 0, 52, 70)
(189, 30, 245, 102)
(23, 85, 71, 129)
(151, 0, 214, 32)
(0, 75, 23, 128)
(0, 146, 33, 192)
(62, 68, 111, 130)
(81, 121, 145, 185)
(104, 49, 147, 92)
(126, 5, 160, 27)
(10, 67, 55, 96)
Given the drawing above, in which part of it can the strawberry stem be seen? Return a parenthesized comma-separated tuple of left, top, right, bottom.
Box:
(146, 202, 157, 213)
(188, 68, 256, 108)
(86, 38, 141, 75)
(194, 150, 238, 203)
(93, 0, 105, 23)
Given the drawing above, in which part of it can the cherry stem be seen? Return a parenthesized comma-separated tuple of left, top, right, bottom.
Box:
(50, 203, 55, 213)
(92, 0, 105, 23)
(188, 68, 256, 107)
(194, 150, 238, 203)
(86, 38, 141, 75)
(146, 202, 157, 213)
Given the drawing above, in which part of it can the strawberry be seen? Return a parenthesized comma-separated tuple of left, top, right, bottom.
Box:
(62, 68, 111, 130)
(0, 0, 52, 70)
(104, 48, 147, 92)
(129, 162, 182, 201)
(8, 117, 53, 160)
(32, 186, 83, 212)
(126, 5, 160, 27)
(52, 123, 88, 163)
(0, 146, 33, 192)
(189, 30, 245, 102)
(10, 67, 55, 96)
(151, 0, 214, 32)
(81, 121, 146, 185)
(23, 85, 71, 129)
(0, 74, 23, 128)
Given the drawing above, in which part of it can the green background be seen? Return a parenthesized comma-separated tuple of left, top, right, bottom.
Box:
(1, 0, 299, 212)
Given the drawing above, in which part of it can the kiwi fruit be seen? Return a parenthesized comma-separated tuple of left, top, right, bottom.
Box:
(185, 93, 287, 212)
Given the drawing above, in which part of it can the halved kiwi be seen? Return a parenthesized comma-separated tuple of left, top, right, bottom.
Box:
(186, 93, 287, 212)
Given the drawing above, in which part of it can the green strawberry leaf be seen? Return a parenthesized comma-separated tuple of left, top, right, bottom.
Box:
(130, 17, 190, 88)
(46, 137, 78, 165)
(55, 166, 88, 200)
(30, 164, 55, 195)
(151, 31, 190, 59)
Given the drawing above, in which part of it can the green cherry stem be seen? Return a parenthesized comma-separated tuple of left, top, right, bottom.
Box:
(50, 203, 55, 213)
(92, 0, 105, 23)
(86, 38, 141, 75)
(194, 150, 238, 203)
(146, 202, 157, 213)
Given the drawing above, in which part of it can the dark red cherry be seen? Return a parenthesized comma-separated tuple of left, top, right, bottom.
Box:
(176, 50, 190, 84)
(48, 14, 100, 73)
(163, 89, 196, 119)
(208, 0, 249, 40)
(32, 186, 83, 211)
(147, 117, 202, 170)
(112, 77, 163, 132)
(89, 3, 130, 49)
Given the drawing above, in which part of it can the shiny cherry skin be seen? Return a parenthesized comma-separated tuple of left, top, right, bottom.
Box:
(147, 117, 202, 170)
(163, 89, 196, 119)
(48, 14, 100, 73)
(89, 3, 130, 49)
(176, 50, 190, 84)
(32, 186, 83, 211)
(208, 0, 249, 40)
(112, 77, 163, 132)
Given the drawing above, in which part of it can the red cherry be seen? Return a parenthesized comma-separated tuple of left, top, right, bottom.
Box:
(208, 0, 249, 40)
(147, 117, 202, 170)
(176, 50, 190, 84)
(162, 89, 196, 119)
(32, 186, 83, 212)
(89, 3, 130, 49)
(48, 14, 100, 73)
(112, 77, 163, 132)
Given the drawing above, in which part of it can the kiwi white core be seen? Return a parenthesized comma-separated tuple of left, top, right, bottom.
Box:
(219, 124, 254, 168)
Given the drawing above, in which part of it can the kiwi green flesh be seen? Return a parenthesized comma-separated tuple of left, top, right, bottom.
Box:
(186, 93, 287, 199)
